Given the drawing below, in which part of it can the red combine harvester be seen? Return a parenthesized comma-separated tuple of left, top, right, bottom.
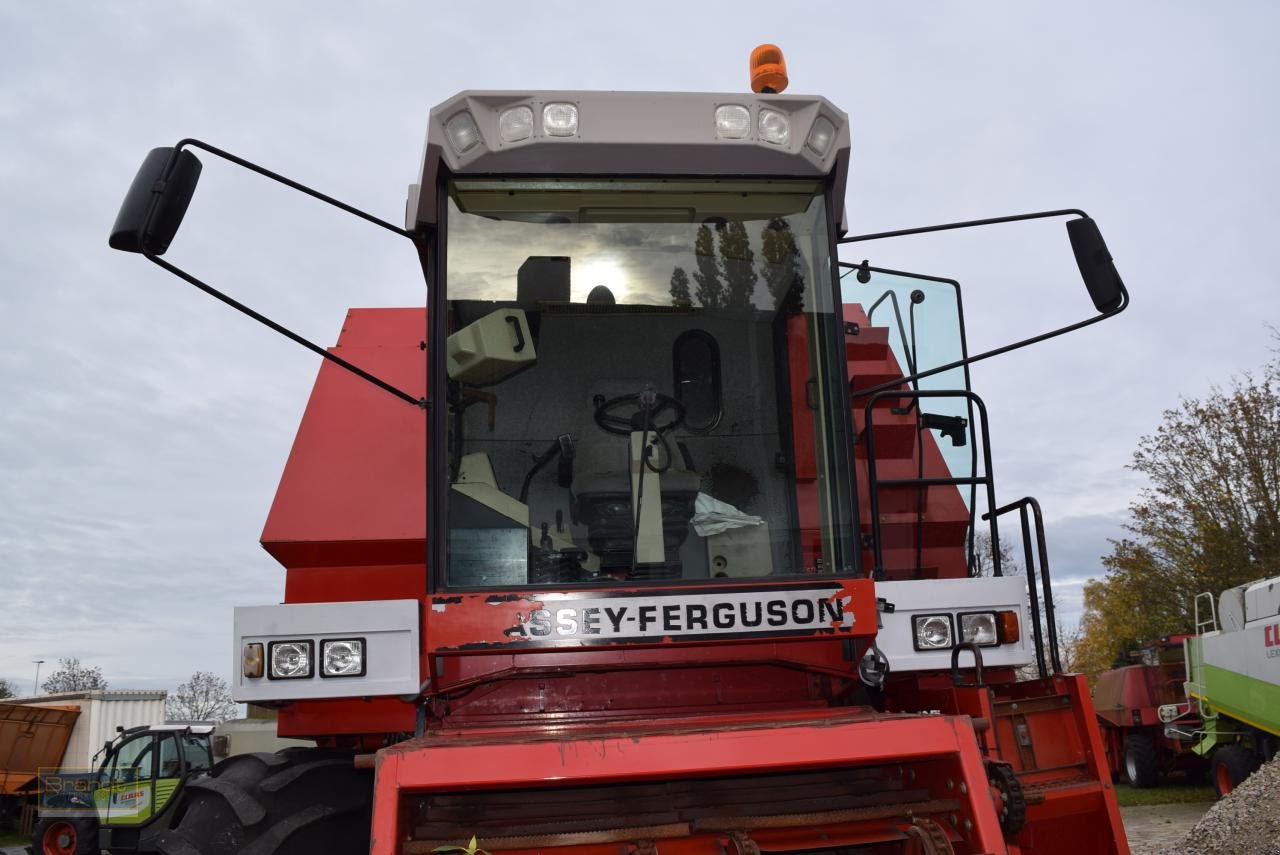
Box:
(109, 48, 1130, 855)
(1094, 636, 1207, 788)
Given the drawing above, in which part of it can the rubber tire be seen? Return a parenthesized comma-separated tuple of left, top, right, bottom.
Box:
(32, 815, 99, 855)
(154, 748, 372, 855)
(1211, 743, 1259, 798)
(1123, 734, 1161, 788)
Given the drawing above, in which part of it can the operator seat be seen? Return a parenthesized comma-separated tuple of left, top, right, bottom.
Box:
(571, 439, 699, 580)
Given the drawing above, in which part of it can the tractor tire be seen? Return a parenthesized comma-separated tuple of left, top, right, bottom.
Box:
(1123, 734, 1161, 788)
(32, 815, 99, 855)
(154, 747, 372, 855)
(1211, 743, 1259, 798)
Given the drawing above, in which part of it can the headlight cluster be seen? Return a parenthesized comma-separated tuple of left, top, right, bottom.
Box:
(245, 638, 367, 680)
(911, 611, 1019, 651)
(445, 103, 840, 156)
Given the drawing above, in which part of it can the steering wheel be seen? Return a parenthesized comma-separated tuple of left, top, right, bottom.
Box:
(593, 390, 686, 436)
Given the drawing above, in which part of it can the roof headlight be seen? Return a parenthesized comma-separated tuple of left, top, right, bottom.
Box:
(268, 640, 313, 679)
(805, 116, 837, 156)
(542, 103, 579, 137)
(912, 614, 954, 650)
(444, 111, 482, 155)
(758, 109, 790, 146)
(714, 105, 751, 139)
(321, 638, 366, 678)
(498, 106, 534, 143)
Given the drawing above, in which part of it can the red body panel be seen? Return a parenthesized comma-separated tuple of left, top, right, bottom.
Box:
(260, 306, 1127, 852)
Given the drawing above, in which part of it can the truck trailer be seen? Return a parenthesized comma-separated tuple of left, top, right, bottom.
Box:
(107, 47, 1131, 854)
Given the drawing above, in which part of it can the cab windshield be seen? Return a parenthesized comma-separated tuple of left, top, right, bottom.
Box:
(443, 178, 856, 588)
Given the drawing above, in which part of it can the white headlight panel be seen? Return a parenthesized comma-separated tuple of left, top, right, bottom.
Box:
(806, 116, 836, 156)
(322, 639, 366, 677)
(445, 111, 482, 155)
(542, 103, 579, 137)
(269, 640, 313, 679)
(714, 105, 751, 139)
(913, 615, 953, 650)
(960, 612, 998, 646)
(498, 106, 534, 143)
(758, 109, 790, 146)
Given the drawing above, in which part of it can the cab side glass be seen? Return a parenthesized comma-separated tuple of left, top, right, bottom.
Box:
(182, 735, 213, 773)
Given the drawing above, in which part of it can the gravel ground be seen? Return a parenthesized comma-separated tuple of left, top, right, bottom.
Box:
(1164, 753, 1280, 854)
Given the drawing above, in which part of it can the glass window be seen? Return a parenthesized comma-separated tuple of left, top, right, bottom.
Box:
(443, 178, 855, 587)
(182, 735, 213, 773)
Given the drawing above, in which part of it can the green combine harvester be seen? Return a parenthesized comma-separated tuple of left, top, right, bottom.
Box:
(1170, 574, 1280, 796)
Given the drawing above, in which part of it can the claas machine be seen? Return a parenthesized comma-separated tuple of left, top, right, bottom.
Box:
(108, 47, 1130, 855)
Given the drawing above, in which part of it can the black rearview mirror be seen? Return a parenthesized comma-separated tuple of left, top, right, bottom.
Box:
(109, 147, 202, 255)
(1066, 216, 1124, 312)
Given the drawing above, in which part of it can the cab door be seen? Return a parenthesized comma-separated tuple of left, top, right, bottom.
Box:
(98, 732, 158, 825)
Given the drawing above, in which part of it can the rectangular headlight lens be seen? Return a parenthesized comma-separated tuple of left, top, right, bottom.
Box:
(268, 640, 313, 679)
(714, 104, 751, 139)
(912, 614, 953, 650)
(542, 103, 579, 137)
(321, 638, 366, 678)
(960, 612, 998, 646)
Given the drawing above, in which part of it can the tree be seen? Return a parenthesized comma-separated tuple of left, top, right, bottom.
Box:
(718, 219, 756, 308)
(0, 678, 16, 699)
(1075, 354, 1280, 681)
(760, 218, 804, 310)
(166, 671, 237, 722)
(691, 224, 724, 308)
(971, 529, 1019, 577)
(669, 266, 692, 304)
(41, 657, 107, 693)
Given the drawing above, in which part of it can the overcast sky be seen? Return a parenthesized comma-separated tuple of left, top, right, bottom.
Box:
(2, 2, 1277, 694)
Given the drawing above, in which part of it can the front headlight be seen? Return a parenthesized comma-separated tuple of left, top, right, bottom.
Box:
(912, 614, 954, 650)
(960, 612, 999, 646)
(321, 639, 366, 678)
(268, 640, 314, 679)
(444, 111, 482, 155)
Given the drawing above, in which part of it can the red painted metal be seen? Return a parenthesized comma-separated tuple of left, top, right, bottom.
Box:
(259, 303, 1127, 852)
(369, 710, 1004, 854)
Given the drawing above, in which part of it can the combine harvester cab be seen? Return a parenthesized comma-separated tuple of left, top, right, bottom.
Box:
(1179, 576, 1280, 796)
(109, 47, 1130, 855)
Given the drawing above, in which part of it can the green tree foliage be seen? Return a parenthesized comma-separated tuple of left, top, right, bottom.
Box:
(41, 657, 108, 693)
(718, 220, 756, 308)
(691, 224, 724, 308)
(1076, 354, 1280, 680)
(669, 266, 692, 304)
(760, 217, 804, 309)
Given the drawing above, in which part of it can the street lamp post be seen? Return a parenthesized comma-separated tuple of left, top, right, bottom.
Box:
(32, 659, 45, 695)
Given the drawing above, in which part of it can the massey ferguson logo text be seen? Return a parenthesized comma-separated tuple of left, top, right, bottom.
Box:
(508, 588, 855, 641)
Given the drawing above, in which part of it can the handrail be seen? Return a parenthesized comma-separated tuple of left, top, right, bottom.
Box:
(983, 496, 1060, 677)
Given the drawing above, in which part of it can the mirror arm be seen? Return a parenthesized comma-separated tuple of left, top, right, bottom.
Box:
(851, 282, 1129, 400)
(175, 138, 414, 240)
(145, 251, 429, 410)
(838, 208, 1089, 245)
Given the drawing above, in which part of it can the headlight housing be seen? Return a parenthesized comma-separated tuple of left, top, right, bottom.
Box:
(960, 612, 999, 646)
(805, 116, 837, 156)
(542, 103, 579, 137)
(242, 642, 264, 679)
(268, 640, 314, 679)
(714, 105, 751, 139)
(912, 614, 954, 650)
(498, 106, 534, 143)
(321, 638, 366, 678)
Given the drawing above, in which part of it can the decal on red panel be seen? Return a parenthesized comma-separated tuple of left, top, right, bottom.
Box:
(505, 586, 855, 642)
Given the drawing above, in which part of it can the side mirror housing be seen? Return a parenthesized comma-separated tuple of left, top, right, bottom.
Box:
(109, 147, 202, 255)
(1067, 216, 1124, 312)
